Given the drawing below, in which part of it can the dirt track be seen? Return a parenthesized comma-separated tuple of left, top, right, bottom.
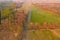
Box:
(50, 29, 60, 38)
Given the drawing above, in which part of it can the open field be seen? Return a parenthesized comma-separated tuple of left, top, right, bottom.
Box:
(30, 5, 60, 29)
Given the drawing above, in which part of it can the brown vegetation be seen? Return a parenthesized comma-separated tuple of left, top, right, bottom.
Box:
(0, 9, 27, 40)
(28, 22, 60, 30)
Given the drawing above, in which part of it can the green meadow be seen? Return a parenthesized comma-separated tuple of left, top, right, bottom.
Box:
(30, 6, 60, 23)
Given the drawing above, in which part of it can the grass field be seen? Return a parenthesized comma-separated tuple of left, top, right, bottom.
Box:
(30, 5, 60, 23)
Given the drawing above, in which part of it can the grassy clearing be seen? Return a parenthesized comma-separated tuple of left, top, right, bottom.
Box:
(30, 6, 60, 23)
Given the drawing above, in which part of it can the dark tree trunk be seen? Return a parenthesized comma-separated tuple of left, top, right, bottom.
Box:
(0, 9, 1, 24)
